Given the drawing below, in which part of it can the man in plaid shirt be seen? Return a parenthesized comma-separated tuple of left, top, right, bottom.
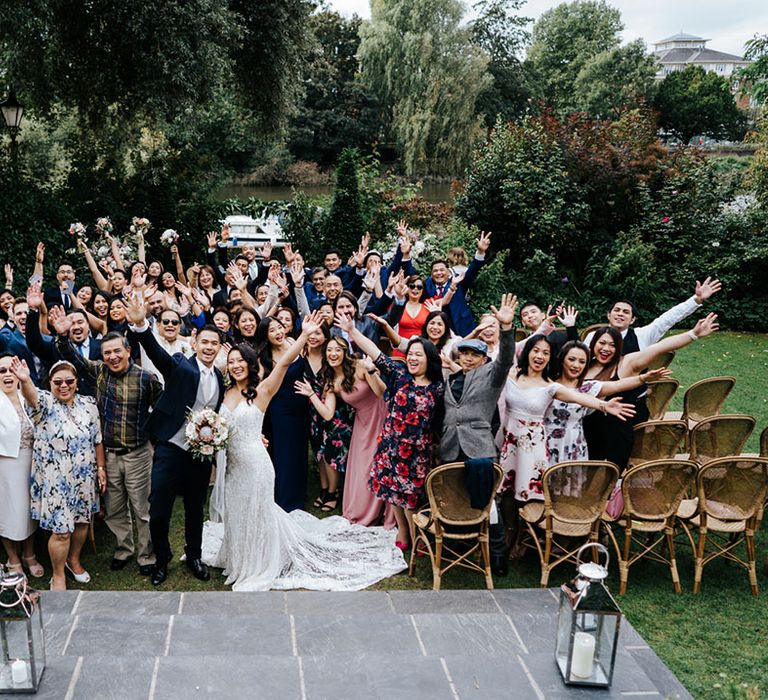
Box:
(51, 307, 163, 576)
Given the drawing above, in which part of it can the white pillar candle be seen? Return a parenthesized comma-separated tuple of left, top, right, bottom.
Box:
(571, 632, 596, 678)
(11, 658, 29, 686)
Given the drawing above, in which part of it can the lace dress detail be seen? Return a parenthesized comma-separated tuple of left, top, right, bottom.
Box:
(202, 402, 406, 591)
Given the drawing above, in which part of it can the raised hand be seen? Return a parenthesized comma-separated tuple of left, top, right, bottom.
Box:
(293, 379, 316, 398)
(490, 293, 518, 329)
(283, 243, 296, 266)
(301, 310, 323, 335)
(360, 354, 376, 373)
(604, 397, 636, 422)
(132, 272, 147, 290)
(227, 263, 247, 291)
(261, 241, 273, 260)
(424, 298, 443, 313)
(556, 304, 578, 328)
(98, 259, 112, 274)
(26, 283, 43, 310)
(393, 270, 408, 300)
(143, 283, 158, 299)
(48, 305, 72, 336)
(363, 267, 378, 292)
(125, 292, 147, 326)
(334, 311, 354, 334)
(76, 238, 87, 253)
(366, 312, 387, 327)
(476, 230, 492, 254)
(544, 303, 561, 325)
(692, 313, 719, 338)
(398, 233, 412, 258)
(290, 260, 305, 286)
(642, 367, 673, 383)
(361, 232, 371, 249)
(220, 223, 231, 242)
(206, 231, 218, 249)
(35, 242, 45, 264)
(9, 357, 31, 384)
(694, 276, 722, 304)
(175, 281, 193, 299)
(395, 219, 408, 238)
(3, 263, 12, 287)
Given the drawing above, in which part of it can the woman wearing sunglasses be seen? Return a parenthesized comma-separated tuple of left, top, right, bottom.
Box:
(391, 275, 456, 359)
(10, 358, 106, 590)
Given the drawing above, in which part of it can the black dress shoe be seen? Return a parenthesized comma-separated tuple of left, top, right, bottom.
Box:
(185, 558, 210, 581)
(151, 565, 168, 586)
(138, 564, 155, 576)
(491, 556, 509, 577)
(110, 557, 132, 571)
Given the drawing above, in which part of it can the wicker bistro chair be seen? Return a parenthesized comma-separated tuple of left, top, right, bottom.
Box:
(629, 420, 688, 469)
(760, 425, 768, 458)
(515, 328, 530, 343)
(603, 459, 697, 594)
(645, 379, 679, 421)
(689, 415, 756, 467)
(645, 350, 675, 372)
(578, 323, 605, 342)
(666, 376, 736, 427)
(676, 457, 768, 595)
(409, 462, 503, 590)
(518, 461, 619, 588)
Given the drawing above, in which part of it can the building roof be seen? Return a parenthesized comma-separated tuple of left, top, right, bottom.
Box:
(656, 47, 750, 64)
(656, 32, 707, 44)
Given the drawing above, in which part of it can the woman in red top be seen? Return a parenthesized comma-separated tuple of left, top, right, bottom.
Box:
(392, 275, 455, 359)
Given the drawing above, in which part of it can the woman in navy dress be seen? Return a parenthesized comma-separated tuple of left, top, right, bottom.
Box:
(257, 317, 310, 511)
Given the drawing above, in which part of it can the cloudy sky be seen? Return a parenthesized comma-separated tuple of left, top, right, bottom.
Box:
(327, 0, 765, 56)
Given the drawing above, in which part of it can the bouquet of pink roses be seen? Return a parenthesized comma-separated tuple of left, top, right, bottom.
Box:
(185, 408, 230, 459)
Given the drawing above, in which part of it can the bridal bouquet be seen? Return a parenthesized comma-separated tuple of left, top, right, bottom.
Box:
(68, 222, 87, 241)
(185, 408, 230, 459)
(130, 216, 151, 237)
(160, 228, 179, 248)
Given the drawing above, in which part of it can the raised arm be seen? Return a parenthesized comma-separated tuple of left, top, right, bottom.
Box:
(335, 311, 381, 362)
(595, 367, 672, 398)
(553, 385, 635, 422)
(255, 312, 322, 409)
(77, 239, 110, 291)
(49, 307, 99, 381)
(9, 357, 38, 408)
(31, 243, 45, 284)
(489, 293, 518, 387)
(171, 244, 187, 285)
(622, 314, 719, 376)
(289, 262, 310, 318)
(108, 233, 126, 273)
(460, 231, 491, 291)
(136, 230, 146, 264)
(366, 312, 402, 349)
(294, 378, 336, 421)
(125, 292, 176, 378)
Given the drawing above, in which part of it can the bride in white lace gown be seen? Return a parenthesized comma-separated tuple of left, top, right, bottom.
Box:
(201, 313, 406, 591)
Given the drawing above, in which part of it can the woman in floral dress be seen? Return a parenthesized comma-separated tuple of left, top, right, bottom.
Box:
(499, 336, 634, 503)
(11, 358, 106, 590)
(295, 336, 355, 512)
(334, 313, 444, 549)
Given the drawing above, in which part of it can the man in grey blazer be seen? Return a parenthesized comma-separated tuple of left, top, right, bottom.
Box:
(439, 293, 517, 576)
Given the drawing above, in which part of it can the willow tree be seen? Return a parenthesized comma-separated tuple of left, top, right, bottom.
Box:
(359, 0, 491, 177)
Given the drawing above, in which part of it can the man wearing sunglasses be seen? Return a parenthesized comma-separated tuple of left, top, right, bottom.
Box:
(139, 309, 193, 387)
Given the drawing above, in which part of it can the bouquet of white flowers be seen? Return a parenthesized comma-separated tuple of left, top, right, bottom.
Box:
(160, 228, 179, 248)
(130, 217, 151, 237)
(95, 217, 113, 236)
(185, 408, 230, 459)
(68, 222, 87, 241)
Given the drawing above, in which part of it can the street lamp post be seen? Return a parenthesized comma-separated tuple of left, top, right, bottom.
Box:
(0, 87, 24, 165)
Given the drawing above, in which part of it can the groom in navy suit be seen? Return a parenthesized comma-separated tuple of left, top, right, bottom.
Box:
(126, 295, 224, 586)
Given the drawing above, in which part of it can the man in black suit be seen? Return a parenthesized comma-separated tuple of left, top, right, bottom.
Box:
(43, 259, 77, 311)
(126, 294, 225, 586)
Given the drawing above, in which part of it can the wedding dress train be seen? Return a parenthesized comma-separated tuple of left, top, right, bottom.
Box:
(201, 402, 406, 591)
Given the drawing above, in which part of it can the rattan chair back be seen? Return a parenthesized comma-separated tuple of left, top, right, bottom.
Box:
(689, 415, 756, 466)
(425, 462, 503, 527)
(579, 323, 606, 342)
(646, 379, 679, 420)
(683, 376, 735, 424)
(515, 328, 530, 343)
(544, 461, 619, 525)
(646, 350, 675, 372)
(760, 425, 768, 458)
(629, 420, 687, 467)
(697, 457, 768, 522)
(622, 459, 697, 521)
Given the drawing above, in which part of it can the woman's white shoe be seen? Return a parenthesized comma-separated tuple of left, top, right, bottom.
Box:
(64, 562, 91, 583)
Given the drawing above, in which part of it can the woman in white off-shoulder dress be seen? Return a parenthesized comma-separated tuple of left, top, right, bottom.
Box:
(202, 314, 406, 591)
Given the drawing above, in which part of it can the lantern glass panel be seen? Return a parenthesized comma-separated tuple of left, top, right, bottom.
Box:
(0, 604, 45, 694)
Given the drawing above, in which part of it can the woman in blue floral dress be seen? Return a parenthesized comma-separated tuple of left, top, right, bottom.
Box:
(11, 358, 106, 591)
(334, 313, 444, 549)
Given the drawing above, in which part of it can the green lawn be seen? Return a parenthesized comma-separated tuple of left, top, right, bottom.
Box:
(40, 331, 768, 700)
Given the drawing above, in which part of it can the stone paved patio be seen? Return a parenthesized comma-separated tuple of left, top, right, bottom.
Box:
(34, 588, 691, 699)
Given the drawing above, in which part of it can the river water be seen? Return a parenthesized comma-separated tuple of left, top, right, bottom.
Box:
(217, 182, 455, 203)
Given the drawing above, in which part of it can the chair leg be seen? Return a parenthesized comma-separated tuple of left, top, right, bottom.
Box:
(433, 536, 443, 591)
(408, 535, 418, 577)
(481, 534, 493, 590)
(745, 529, 759, 596)
(620, 525, 632, 595)
(666, 525, 682, 594)
(540, 531, 553, 588)
(693, 527, 707, 594)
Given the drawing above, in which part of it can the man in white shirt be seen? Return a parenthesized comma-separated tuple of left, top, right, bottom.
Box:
(583, 277, 722, 354)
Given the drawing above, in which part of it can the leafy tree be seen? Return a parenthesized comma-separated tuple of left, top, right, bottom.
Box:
(288, 11, 381, 165)
(740, 34, 768, 105)
(572, 40, 658, 117)
(653, 65, 746, 144)
(469, 0, 534, 125)
(359, 0, 491, 176)
(322, 148, 365, 258)
(526, 0, 623, 113)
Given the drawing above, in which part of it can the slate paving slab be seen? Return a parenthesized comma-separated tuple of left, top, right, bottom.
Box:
(33, 589, 690, 699)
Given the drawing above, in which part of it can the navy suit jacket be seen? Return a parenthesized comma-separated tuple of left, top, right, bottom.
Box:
(128, 325, 225, 443)
(25, 310, 101, 396)
(424, 256, 485, 337)
(0, 324, 41, 385)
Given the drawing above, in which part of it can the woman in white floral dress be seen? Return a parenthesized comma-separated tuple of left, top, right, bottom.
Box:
(499, 336, 634, 503)
(11, 358, 106, 590)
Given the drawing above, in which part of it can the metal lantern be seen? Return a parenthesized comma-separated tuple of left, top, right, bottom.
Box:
(0, 567, 45, 694)
(555, 543, 621, 688)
